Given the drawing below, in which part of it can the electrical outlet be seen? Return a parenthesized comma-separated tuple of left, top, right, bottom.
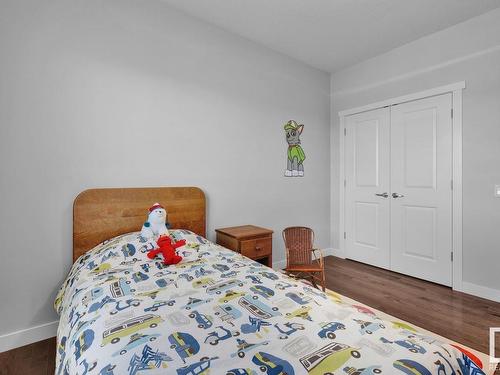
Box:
(495, 185, 500, 197)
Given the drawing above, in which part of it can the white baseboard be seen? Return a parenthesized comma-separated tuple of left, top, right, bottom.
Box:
(272, 259, 287, 270)
(327, 248, 345, 259)
(0, 320, 58, 353)
(461, 281, 500, 303)
(272, 248, 341, 270)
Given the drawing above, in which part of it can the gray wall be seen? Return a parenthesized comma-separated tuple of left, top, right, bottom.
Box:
(0, 0, 330, 339)
(331, 8, 500, 293)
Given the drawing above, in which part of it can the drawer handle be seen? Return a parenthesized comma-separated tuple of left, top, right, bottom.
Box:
(255, 246, 262, 251)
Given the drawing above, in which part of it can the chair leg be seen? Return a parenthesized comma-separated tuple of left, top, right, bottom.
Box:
(321, 270, 326, 292)
(310, 275, 317, 289)
(286, 271, 301, 282)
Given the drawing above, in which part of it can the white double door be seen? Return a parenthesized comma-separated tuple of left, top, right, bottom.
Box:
(344, 94, 453, 286)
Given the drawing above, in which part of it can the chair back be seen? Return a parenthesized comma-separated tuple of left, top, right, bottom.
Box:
(282, 226, 314, 266)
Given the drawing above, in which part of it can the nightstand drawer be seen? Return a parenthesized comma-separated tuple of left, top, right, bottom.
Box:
(215, 225, 273, 267)
(240, 238, 272, 259)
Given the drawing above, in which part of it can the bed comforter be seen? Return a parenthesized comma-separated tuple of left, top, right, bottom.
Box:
(55, 230, 485, 375)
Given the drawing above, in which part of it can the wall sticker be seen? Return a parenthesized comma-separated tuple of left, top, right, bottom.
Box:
(284, 120, 305, 177)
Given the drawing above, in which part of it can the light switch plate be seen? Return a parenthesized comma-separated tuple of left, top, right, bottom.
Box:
(495, 185, 500, 197)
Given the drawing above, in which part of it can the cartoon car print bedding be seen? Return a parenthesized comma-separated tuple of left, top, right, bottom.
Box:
(55, 230, 485, 375)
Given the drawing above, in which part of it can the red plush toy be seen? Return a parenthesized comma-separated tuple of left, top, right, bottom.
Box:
(147, 235, 185, 265)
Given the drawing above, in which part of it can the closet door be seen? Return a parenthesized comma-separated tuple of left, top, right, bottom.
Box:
(344, 107, 391, 269)
(390, 94, 453, 286)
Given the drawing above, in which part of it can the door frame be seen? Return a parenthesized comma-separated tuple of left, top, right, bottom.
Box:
(337, 81, 465, 292)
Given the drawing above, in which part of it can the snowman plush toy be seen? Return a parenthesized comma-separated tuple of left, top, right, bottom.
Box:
(140, 203, 170, 240)
(141, 203, 186, 265)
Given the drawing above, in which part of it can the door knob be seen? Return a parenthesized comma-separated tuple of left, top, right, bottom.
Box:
(392, 193, 405, 198)
(375, 192, 389, 198)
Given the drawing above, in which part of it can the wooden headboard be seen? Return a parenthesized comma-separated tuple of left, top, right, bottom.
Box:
(73, 187, 206, 261)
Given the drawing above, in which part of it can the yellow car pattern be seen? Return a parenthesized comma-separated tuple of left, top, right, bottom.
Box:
(101, 314, 163, 346)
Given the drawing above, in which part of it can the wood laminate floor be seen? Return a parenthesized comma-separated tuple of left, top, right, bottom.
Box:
(0, 256, 499, 374)
(0, 336, 55, 375)
(325, 256, 500, 374)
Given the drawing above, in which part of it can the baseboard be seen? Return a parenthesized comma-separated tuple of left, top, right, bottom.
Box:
(0, 320, 58, 353)
(326, 248, 345, 259)
(272, 248, 341, 270)
(272, 259, 287, 270)
(461, 281, 500, 303)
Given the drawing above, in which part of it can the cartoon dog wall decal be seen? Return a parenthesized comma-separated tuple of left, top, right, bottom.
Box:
(284, 120, 305, 177)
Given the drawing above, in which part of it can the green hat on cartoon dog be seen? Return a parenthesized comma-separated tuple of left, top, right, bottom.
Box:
(284, 120, 300, 131)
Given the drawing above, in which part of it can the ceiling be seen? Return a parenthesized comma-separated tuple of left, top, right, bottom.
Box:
(161, 0, 500, 73)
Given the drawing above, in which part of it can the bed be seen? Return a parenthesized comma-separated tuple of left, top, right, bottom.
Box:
(55, 187, 485, 375)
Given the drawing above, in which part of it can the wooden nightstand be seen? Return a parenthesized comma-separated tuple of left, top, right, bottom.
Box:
(215, 225, 273, 267)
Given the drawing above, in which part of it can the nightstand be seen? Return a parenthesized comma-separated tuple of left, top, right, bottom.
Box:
(215, 225, 273, 267)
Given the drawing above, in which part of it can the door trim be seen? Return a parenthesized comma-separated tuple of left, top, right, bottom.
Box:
(337, 81, 465, 292)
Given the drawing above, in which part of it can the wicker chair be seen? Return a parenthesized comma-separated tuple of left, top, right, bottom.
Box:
(282, 226, 325, 291)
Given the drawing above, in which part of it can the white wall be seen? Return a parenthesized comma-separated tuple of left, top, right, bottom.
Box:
(331, 8, 500, 298)
(0, 0, 330, 349)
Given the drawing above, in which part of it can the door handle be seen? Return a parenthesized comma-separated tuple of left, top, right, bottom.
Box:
(392, 193, 405, 198)
(375, 192, 389, 198)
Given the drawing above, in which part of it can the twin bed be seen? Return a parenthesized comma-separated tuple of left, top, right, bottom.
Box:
(55, 187, 485, 375)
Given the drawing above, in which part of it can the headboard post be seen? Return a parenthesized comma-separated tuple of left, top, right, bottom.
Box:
(73, 187, 206, 262)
